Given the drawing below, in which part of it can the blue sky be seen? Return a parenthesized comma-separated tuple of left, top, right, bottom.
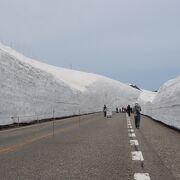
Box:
(0, 0, 180, 90)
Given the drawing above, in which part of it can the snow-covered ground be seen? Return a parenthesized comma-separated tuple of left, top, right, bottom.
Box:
(0, 43, 140, 125)
(0, 43, 179, 129)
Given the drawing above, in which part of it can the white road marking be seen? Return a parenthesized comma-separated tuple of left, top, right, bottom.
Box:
(130, 140, 139, 146)
(128, 129, 134, 133)
(134, 173, 151, 180)
(126, 114, 150, 179)
(128, 133, 136, 137)
(131, 151, 144, 161)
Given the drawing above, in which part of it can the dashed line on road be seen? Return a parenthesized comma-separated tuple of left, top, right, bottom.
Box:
(130, 140, 139, 146)
(128, 133, 136, 138)
(131, 151, 144, 161)
(128, 129, 134, 133)
(134, 173, 151, 180)
(126, 114, 151, 180)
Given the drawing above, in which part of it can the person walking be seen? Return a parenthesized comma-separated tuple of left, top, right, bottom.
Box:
(134, 103, 141, 129)
(127, 105, 131, 117)
(116, 107, 119, 113)
(103, 105, 107, 117)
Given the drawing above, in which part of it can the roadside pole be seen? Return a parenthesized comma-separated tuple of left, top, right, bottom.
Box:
(53, 109, 55, 137)
(18, 116, 20, 127)
(79, 110, 80, 127)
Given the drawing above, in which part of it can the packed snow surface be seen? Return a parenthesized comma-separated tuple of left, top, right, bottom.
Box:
(0, 43, 140, 125)
(137, 90, 157, 115)
(0, 43, 99, 92)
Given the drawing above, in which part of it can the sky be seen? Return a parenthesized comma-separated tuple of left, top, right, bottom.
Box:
(0, 0, 180, 91)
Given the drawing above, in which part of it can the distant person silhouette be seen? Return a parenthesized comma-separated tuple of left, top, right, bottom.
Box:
(134, 103, 141, 129)
(127, 105, 131, 117)
(103, 105, 107, 117)
(116, 107, 119, 113)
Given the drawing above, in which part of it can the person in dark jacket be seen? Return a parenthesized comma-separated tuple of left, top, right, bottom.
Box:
(134, 103, 141, 129)
(103, 105, 107, 117)
(116, 107, 119, 113)
(127, 105, 131, 117)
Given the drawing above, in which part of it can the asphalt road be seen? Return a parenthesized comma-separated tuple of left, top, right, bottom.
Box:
(0, 113, 179, 180)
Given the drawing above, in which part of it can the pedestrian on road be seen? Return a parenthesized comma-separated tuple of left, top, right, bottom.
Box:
(134, 103, 141, 129)
(103, 105, 107, 117)
(116, 107, 119, 113)
(127, 105, 131, 116)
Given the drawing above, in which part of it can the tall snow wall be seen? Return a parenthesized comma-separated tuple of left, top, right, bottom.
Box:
(141, 76, 180, 129)
(0, 44, 140, 125)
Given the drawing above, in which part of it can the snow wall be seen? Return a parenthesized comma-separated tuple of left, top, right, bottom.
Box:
(0, 43, 140, 125)
(1, 43, 179, 129)
(139, 76, 180, 130)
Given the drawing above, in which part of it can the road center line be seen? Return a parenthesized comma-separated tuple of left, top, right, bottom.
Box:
(128, 133, 136, 137)
(130, 140, 139, 146)
(128, 129, 134, 133)
(131, 151, 144, 161)
(126, 114, 151, 180)
(134, 173, 151, 180)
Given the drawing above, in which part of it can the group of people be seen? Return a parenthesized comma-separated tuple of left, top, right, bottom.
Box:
(103, 103, 142, 129)
(115, 106, 133, 114)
